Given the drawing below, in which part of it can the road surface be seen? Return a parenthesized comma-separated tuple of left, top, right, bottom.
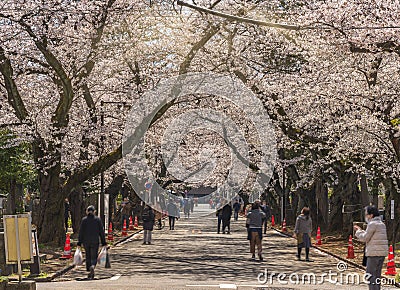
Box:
(38, 204, 397, 290)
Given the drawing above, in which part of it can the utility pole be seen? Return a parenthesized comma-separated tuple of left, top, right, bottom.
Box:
(100, 102, 105, 227)
(282, 166, 285, 223)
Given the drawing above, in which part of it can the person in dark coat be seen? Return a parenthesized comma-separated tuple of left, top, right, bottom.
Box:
(142, 205, 155, 244)
(189, 197, 194, 213)
(233, 199, 241, 221)
(216, 202, 223, 234)
(77, 205, 106, 280)
(64, 198, 70, 233)
(120, 197, 131, 229)
(131, 202, 141, 223)
(260, 201, 271, 234)
(221, 202, 232, 234)
(183, 198, 190, 218)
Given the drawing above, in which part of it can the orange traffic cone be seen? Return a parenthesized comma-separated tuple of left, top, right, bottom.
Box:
(129, 216, 134, 230)
(122, 220, 128, 237)
(134, 216, 138, 229)
(107, 222, 114, 242)
(282, 218, 287, 232)
(271, 215, 275, 227)
(346, 235, 355, 259)
(60, 233, 72, 259)
(316, 226, 322, 245)
(385, 245, 397, 276)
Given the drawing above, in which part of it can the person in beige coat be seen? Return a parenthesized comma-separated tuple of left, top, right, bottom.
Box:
(354, 206, 388, 290)
(293, 207, 312, 262)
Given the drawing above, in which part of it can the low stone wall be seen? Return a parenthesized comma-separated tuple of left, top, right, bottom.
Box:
(3, 281, 35, 290)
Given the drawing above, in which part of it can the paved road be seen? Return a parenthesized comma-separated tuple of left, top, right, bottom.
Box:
(38, 204, 397, 290)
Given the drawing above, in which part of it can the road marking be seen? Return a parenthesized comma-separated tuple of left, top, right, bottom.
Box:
(219, 284, 237, 289)
(110, 274, 121, 280)
(186, 285, 218, 288)
(186, 284, 237, 289)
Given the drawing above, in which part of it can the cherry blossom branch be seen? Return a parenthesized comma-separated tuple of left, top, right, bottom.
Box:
(350, 41, 400, 55)
(177, 0, 302, 31)
(0, 46, 29, 121)
(361, 127, 398, 161)
(178, 1, 400, 35)
(10, 16, 74, 129)
(64, 19, 222, 194)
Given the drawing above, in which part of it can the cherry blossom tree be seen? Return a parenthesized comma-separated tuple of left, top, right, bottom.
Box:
(1, 0, 399, 244)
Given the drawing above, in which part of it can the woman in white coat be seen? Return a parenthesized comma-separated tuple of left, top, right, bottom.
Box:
(354, 206, 388, 290)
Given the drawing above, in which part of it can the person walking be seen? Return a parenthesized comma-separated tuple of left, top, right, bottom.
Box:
(142, 204, 155, 244)
(246, 201, 265, 261)
(222, 201, 232, 234)
(190, 197, 194, 213)
(293, 207, 312, 262)
(245, 203, 252, 241)
(77, 205, 106, 280)
(216, 201, 224, 234)
(354, 206, 388, 290)
(154, 203, 162, 230)
(166, 199, 178, 230)
(260, 201, 271, 234)
(209, 198, 214, 209)
(179, 198, 184, 211)
(183, 198, 190, 218)
(64, 198, 70, 233)
(131, 202, 141, 225)
(120, 197, 131, 229)
(233, 199, 241, 221)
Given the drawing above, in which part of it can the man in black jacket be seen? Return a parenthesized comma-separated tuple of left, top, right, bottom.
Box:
(221, 202, 232, 234)
(260, 201, 271, 234)
(77, 205, 106, 279)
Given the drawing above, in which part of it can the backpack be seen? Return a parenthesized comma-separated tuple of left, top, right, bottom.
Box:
(142, 209, 151, 222)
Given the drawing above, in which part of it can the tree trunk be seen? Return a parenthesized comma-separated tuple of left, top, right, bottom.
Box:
(383, 178, 400, 246)
(328, 192, 344, 233)
(360, 175, 370, 208)
(284, 178, 295, 225)
(271, 167, 284, 222)
(5, 178, 16, 215)
(329, 166, 361, 236)
(69, 188, 86, 238)
(37, 172, 65, 245)
(370, 179, 379, 207)
(298, 186, 318, 231)
(264, 188, 280, 219)
(315, 177, 329, 230)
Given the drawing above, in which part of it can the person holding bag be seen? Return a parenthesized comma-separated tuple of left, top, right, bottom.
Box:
(73, 247, 83, 266)
(77, 205, 107, 280)
(97, 246, 107, 267)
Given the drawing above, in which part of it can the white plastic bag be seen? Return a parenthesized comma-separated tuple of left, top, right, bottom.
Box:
(97, 246, 107, 267)
(73, 248, 83, 266)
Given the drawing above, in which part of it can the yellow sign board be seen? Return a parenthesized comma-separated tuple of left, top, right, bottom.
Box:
(3, 214, 33, 264)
